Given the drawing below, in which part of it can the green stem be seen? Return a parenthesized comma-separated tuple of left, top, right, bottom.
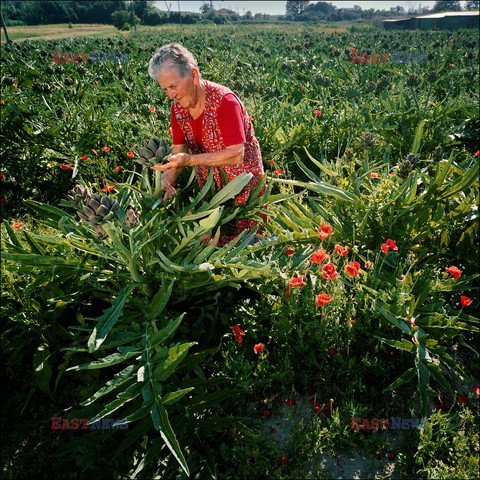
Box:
(153, 169, 162, 200)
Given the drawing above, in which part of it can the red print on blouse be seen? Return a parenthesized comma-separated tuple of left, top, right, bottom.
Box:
(171, 81, 267, 237)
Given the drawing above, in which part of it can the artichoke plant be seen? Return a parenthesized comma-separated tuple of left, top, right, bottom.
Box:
(69, 185, 119, 238)
(124, 205, 140, 228)
(134, 138, 172, 168)
(359, 132, 375, 148)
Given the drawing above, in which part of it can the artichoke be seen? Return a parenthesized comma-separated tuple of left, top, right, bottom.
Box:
(359, 132, 375, 148)
(134, 138, 172, 168)
(69, 184, 90, 206)
(77, 195, 118, 226)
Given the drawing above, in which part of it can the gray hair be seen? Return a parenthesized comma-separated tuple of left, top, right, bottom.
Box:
(148, 43, 199, 80)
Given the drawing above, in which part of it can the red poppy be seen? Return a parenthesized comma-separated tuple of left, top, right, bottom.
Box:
(101, 146, 110, 153)
(263, 409, 271, 417)
(273, 169, 283, 175)
(475, 150, 480, 156)
(318, 223, 333, 239)
(0, 198, 6, 204)
(80, 155, 88, 161)
(0, 99, 4, 105)
(253, 343, 264, 354)
(334, 244, 349, 256)
(268, 159, 275, 164)
(388, 450, 395, 460)
(308, 397, 317, 405)
(386, 239, 398, 251)
(167, 127, 172, 135)
(285, 290, 291, 297)
(370, 172, 379, 179)
(474, 385, 480, 397)
(289, 276, 307, 287)
(285, 397, 296, 407)
(325, 402, 332, 409)
(322, 262, 338, 280)
(150, 106, 156, 112)
(232, 325, 244, 336)
(344, 261, 361, 276)
(187, 210, 192, 215)
(59, 163, 73, 171)
(270, 428, 277, 434)
(314, 405, 321, 414)
(323, 408, 331, 417)
(280, 456, 288, 465)
(285, 248, 294, 255)
(126, 151, 135, 158)
(300, 85, 305, 91)
(381, 243, 389, 253)
(13, 82, 18, 88)
(0, 173, 5, 181)
(460, 296, 472, 307)
(457, 395, 469, 404)
(448, 63, 453, 67)
(114, 166, 123, 173)
(12, 222, 23, 229)
(364, 261, 373, 269)
(447, 266, 462, 279)
(234, 334, 243, 344)
(102, 184, 115, 193)
(316, 293, 332, 307)
(328, 348, 336, 355)
(92, 149, 98, 155)
(314, 109, 322, 117)
(311, 249, 328, 264)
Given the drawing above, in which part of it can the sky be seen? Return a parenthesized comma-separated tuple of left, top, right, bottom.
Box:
(153, 1, 467, 16)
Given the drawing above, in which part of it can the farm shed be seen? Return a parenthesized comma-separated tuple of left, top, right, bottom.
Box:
(383, 11, 479, 30)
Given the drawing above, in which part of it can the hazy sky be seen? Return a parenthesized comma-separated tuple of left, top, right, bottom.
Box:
(153, 1, 466, 15)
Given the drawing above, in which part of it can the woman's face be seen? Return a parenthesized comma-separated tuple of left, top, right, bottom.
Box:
(156, 65, 200, 109)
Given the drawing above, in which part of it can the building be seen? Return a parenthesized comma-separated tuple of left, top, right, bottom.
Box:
(383, 11, 480, 30)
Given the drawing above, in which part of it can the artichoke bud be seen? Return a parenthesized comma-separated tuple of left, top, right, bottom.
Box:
(148, 138, 159, 153)
(124, 205, 140, 228)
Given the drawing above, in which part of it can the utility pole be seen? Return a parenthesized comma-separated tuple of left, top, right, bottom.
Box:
(1, 11, 11, 44)
(178, 0, 182, 25)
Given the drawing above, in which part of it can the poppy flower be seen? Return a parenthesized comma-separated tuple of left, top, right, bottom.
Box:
(318, 223, 333, 239)
(0, 198, 6, 204)
(314, 405, 321, 414)
(232, 325, 244, 336)
(311, 249, 328, 264)
(59, 163, 73, 171)
(0, 173, 5, 181)
(234, 334, 243, 344)
(285, 397, 296, 407)
(253, 343, 264, 354)
(114, 166, 123, 173)
(386, 239, 398, 250)
(289, 276, 307, 287)
(381, 243, 389, 253)
(13, 82, 18, 88)
(150, 106, 156, 112)
(475, 150, 480, 156)
(0, 99, 4, 105)
(314, 109, 322, 117)
(344, 261, 361, 276)
(102, 184, 115, 193)
(370, 172, 379, 179)
(448, 63, 453, 67)
(273, 169, 283, 175)
(263, 409, 270, 417)
(300, 85, 305, 91)
(285, 290, 291, 297)
(12, 222, 23, 229)
(322, 262, 338, 280)
(280, 456, 288, 465)
(328, 348, 336, 355)
(474, 385, 480, 397)
(334, 244, 349, 256)
(80, 155, 88, 161)
(364, 261, 373, 269)
(457, 395, 469, 404)
(285, 248, 294, 255)
(316, 293, 332, 306)
(187, 210, 192, 215)
(270, 428, 277, 434)
(460, 296, 472, 307)
(92, 149, 98, 155)
(388, 450, 395, 460)
(268, 159, 275, 164)
(101, 146, 110, 153)
(323, 408, 331, 417)
(126, 151, 135, 158)
(167, 127, 172, 135)
(447, 266, 462, 279)
(436, 398, 446, 410)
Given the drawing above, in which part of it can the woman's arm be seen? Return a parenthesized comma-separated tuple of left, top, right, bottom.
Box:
(152, 144, 244, 171)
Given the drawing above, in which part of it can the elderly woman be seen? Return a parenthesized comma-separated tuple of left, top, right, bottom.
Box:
(148, 43, 267, 240)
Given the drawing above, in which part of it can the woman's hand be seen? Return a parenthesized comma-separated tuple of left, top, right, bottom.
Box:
(160, 169, 178, 202)
(151, 153, 191, 171)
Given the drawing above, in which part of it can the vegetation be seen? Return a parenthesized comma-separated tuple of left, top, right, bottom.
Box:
(1, 23, 479, 479)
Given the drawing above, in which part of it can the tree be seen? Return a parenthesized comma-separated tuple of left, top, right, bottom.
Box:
(200, 3, 212, 14)
(465, 0, 479, 10)
(286, 0, 310, 17)
(433, 1, 461, 12)
(244, 10, 252, 20)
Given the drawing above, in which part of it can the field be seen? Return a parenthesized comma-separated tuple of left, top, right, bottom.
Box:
(0, 23, 479, 479)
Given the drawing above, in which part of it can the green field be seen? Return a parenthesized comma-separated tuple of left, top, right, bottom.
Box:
(1, 23, 479, 479)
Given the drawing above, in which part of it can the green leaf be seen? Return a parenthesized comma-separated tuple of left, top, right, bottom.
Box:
(90, 383, 142, 420)
(383, 367, 416, 392)
(205, 172, 253, 210)
(152, 342, 197, 382)
(34, 347, 52, 398)
(149, 277, 175, 320)
(162, 387, 194, 405)
(411, 119, 427, 155)
(151, 401, 190, 475)
(67, 350, 141, 371)
(88, 284, 136, 352)
(149, 313, 186, 348)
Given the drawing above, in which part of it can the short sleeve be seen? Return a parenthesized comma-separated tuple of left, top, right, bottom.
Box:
(170, 105, 186, 145)
(217, 94, 246, 147)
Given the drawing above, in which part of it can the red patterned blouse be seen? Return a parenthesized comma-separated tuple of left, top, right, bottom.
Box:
(170, 80, 267, 237)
